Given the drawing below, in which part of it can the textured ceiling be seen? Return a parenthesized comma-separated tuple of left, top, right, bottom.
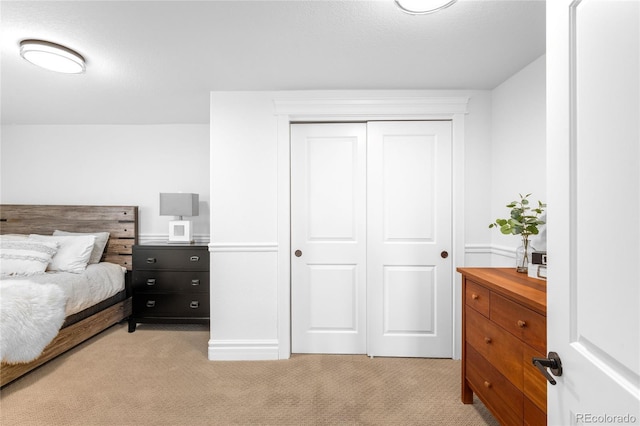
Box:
(0, 0, 546, 124)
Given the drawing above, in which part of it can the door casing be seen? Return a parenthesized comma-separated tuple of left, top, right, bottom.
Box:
(290, 121, 453, 357)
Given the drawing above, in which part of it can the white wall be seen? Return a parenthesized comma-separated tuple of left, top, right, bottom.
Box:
(209, 89, 493, 360)
(209, 93, 280, 356)
(209, 58, 547, 360)
(488, 55, 547, 266)
(0, 124, 210, 241)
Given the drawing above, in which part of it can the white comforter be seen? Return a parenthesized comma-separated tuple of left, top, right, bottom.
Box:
(0, 263, 125, 363)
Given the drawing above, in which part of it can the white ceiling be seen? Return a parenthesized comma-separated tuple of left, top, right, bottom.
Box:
(0, 0, 545, 125)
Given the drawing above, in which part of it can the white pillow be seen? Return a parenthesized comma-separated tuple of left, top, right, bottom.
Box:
(29, 234, 96, 273)
(0, 239, 59, 277)
(53, 230, 110, 264)
(0, 234, 30, 240)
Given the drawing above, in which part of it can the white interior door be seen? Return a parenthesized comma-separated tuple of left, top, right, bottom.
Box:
(547, 0, 640, 423)
(291, 123, 367, 354)
(366, 121, 452, 358)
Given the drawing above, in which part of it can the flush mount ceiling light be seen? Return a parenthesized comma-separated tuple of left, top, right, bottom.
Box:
(19, 39, 85, 74)
(394, 0, 458, 15)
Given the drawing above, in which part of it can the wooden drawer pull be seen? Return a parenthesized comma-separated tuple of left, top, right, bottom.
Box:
(484, 337, 492, 344)
(484, 381, 492, 388)
(517, 320, 527, 328)
(471, 293, 479, 300)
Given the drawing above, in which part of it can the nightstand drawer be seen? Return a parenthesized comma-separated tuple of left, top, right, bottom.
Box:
(133, 293, 210, 317)
(133, 271, 209, 293)
(133, 246, 209, 270)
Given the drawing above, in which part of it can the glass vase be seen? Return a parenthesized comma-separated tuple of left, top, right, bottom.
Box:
(516, 237, 535, 273)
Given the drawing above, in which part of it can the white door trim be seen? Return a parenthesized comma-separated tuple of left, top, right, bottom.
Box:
(275, 96, 469, 360)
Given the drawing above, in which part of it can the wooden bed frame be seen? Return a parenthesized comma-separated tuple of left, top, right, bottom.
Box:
(0, 204, 138, 387)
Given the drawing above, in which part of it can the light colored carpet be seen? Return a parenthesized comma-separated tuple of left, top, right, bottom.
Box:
(0, 323, 498, 425)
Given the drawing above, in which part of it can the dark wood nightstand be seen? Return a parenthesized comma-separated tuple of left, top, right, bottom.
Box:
(128, 243, 210, 332)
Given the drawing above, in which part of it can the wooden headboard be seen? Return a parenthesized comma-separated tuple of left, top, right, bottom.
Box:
(0, 205, 138, 271)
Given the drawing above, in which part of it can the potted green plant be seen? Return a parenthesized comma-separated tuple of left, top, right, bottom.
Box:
(489, 193, 546, 273)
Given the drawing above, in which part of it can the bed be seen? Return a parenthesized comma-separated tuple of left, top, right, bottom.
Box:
(0, 204, 138, 387)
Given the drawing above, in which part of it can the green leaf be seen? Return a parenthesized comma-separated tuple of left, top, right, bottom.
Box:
(500, 224, 513, 234)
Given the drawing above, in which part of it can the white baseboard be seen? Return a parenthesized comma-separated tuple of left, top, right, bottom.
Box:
(208, 339, 280, 361)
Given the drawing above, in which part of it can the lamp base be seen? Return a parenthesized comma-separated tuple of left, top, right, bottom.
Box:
(168, 220, 194, 243)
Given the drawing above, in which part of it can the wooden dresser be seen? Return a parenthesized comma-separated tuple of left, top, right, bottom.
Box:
(458, 268, 547, 426)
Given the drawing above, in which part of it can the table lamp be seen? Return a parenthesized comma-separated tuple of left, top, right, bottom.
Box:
(160, 193, 199, 243)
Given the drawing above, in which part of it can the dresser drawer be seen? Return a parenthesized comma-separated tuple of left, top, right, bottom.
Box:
(133, 246, 209, 270)
(133, 271, 209, 293)
(133, 293, 209, 317)
(466, 308, 524, 389)
(466, 280, 491, 317)
(491, 292, 546, 353)
(524, 396, 547, 426)
(466, 344, 522, 426)
(523, 344, 547, 413)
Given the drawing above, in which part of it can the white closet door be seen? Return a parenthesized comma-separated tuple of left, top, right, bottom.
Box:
(367, 121, 453, 358)
(291, 123, 368, 354)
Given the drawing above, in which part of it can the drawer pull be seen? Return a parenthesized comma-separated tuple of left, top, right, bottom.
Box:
(146, 279, 156, 286)
(484, 337, 492, 344)
(191, 279, 200, 286)
(484, 381, 492, 388)
(190, 256, 200, 262)
(517, 320, 527, 328)
(471, 294, 479, 300)
(190, 301, 199, 309)
(146, 300, 156, 308)
(146, 257, 156, 264)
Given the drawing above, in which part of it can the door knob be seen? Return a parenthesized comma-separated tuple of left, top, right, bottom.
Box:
(294, 250, 302, 257)
(441, 251, 449, 259)
(532, 351, 563, 385)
